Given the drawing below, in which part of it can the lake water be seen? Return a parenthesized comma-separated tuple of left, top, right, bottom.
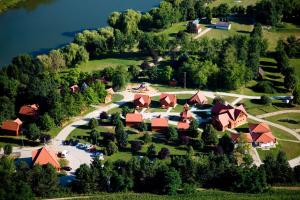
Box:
(0, 0, 160, 67)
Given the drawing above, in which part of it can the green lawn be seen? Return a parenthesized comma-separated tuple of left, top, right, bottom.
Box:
(156, 21, 188, 37)
(67, 125, 114, 141)
(151, 84, 195, 92)
(73, 189, 300, 200)
(209, 0, 259, 8)
(265, 113, 300, 130)
(172, 94, 193, 112)
(257, 140, 300, 160)
(111, 94, 124, 103)
(290, 58, 300, 78)
(78, 58, 142, 72)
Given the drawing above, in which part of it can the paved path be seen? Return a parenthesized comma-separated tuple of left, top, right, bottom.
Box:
(193, 28, 212, 39)
(277, 138, 300, 143)
(289, 156, 300, 168)
(231, 97, 244, 106)
(248, 115, 300, 141)
(250, 147, 263, 166)
(256, 110, 300, 119)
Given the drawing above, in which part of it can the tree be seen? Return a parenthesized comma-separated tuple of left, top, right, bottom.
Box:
(155, 166, 181, 195)
(158, 148, 170, 159)
(128, 65, 140, 80)
(188, 119, 199, 138)
(38, 113, 55, 131)
(121, 106, 131, 117)
(112, 66, 130, 91)
(147, 144, 157, 158)
(0, 96, 15, 124)
(201, 124, 218, 146)
(61, 43, 89, 68)
(3, 144, 12, 155)
(139, 122, 148, 132)
(111, 112, 121, 125)
(100, 111, 109, 120)
(88, 118, 98, 129)
(115, 122, 128, 149)
(292, 83, 300, 105)
(26, 123, 41, 141)
(284, 73, 298, 91)
(48, 49, 66, 71)
(131, 141, 142, 153)
(106, 142, 118, 156)
(167, 126, 178, 142)
(73, 164, 96, 193)
(285, 35, 300, 57)
(143, 132, 152, 144)
(187, 146, 194, 157)
(219, 134, 234, 155)
(212, 96, 225, 105)
(260, 95, 272, 105)
(256, 81, 276, 93)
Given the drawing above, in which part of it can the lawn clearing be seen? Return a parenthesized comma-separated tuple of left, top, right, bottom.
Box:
(257, 140, 300, 160)
(290, 58, 300, 78)
(209, 0, 259, 8)
(156, 21, 189, 37)
(264, 113, 300, 130)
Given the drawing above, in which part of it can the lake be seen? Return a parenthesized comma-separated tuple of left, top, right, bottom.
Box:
(0, 0, 161, 67)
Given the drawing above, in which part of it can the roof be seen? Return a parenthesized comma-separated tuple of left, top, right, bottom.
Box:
(249, 123, 271, 133)
(19, 104, 39, 116)
(32, 147, 60, 169)
(211, 102, 233, 115)
(180, 110, 193, 119)
(1, 118, 23, 132)
(189, 91, 208, 104)
(251, 131, 276, 144)
(126, 113, 143, 123)
(151, 117, 168, 127)
(216, 113, 230, 127)
(231, 133, 253, 143)
(177, 121, 190, 130)
(160, 93, 176, 105)
(134, 94, 151, 106)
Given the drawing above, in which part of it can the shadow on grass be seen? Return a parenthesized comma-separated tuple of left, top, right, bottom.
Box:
(0, 136, 40, 146)
(177, 98, 188, 105)
(235, 127, 249, 133)
(266, 74, 282, 79)
(260, 61, 277, 67)
(151, 100, 161, 108)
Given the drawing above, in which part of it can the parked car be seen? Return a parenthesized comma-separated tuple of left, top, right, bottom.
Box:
(76, 143, 84, 149)
(63, 166, 72, 171)
(63, 140, 70, 145)
(73, 140, 79, 146)
(58, 150, 69, 158)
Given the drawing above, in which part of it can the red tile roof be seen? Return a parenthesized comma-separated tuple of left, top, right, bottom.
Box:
(32, 147, 60, 170)
(19, 104, 39, 117)
(151, 117, 168, 128)
(134, 94, 151, 107)
(177, 121, 190, 130)
(189, 91, 208, 105)
(249, 123, 270, 133)
(211, 102, 233, 115)
(126, 113, 143, 123)
(160, 93, 176, 107)
(1, 118, 23, 134)
(70, 85, 80, 93)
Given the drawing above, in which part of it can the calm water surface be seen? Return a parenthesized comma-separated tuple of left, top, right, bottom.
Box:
(0, 0, 160, 67)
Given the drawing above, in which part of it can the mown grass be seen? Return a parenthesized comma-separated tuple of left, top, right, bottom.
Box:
(257, 140, 300, 160)
(209, 0, 259, 8)
(76, 189, 300, 200)
(290, 58, 300, 78)
(264, 113, 300, 130)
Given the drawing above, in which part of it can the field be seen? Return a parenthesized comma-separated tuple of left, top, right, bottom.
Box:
(290, 58, 300, 78)
(264, 113, 300, 130)
(209, 0, 259, 8)
(75, 189, 300, 200)
(257, 140, 300, 160)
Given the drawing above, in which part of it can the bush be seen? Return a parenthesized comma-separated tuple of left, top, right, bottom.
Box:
(143, 132, 152, 143)
(139, 122, 148, 132)
(4, 144, 12, 155)
(39, 134, 51, 144)
(26, 123, 41, 141)
(102, 132, 115, 144)
(189, 139, 204, 151)
(158, 148, 170, 159)
(106, 141, 118, 156)
(131, 141, 142, 153)
(167, 126, 178, 142)
(181, 183, 196, 194)
(38, 113, 55, 131)
(88, 118, 98, 129)
(255, 81, 276, 93)
(213, 96, 225, 105)
(260, 95, 272, 105)
(111, 112, 122, 125)
(100, 111, 109, 120)
(147, 144, 156, 158)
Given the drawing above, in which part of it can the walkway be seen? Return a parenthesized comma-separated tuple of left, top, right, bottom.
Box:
(193, 28, 212, 39)
(256, 110, 300, 119)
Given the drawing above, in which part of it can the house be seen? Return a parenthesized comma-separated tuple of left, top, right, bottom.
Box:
(215, 22, 231, 30)
(160, 93, 177, 108)
(134, 94, 151, 108)
(212, 103, 248, 131)
(249, 123, 277, 148)
(169, 79, 177, 87)
(19, 104, 39, 118)
(70, 84, 80, 93)
(177, 121, 190, 132)
(126, 112, 143, 127)
(188, 91, 208, 105)
(1, 118, 23, 136)
(105, 88, 115, 104)
(180, 104, 193, 122)
(187, 19, 202, 34)
(32, 147, 60, 171)
(151, 117, 169, 132)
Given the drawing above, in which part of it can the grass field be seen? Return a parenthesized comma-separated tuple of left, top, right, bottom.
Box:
(75, 189, 300, 200)
(78, 58, 142, 72)
(209, 0, 259, 8)
(257, 140, 300, 160)
(290, 58, 300, 78)
(264, 113, 300, 130)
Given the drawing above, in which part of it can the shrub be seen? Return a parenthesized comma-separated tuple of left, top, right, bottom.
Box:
(100, 111, 109, 119)
(131, 141, 142, 153)
(111, 112, 122, 125)
(106, 142, 118, 156)
(260, 95, 272, 105)
(88, 118, 98, 129)
(255, 81, 276, 93)
(38, 113, 55, 131)
(4, 144, 12, 155)
(190, 139, 204, 151)
(139, 122, 148, 132)
(39, 134, 51, 143)
(167, 126, 178, 142)
(147, 144, 156, 158)
(102, 132, 115, 144)
(143, 132, 152, 144)
(158, 148, 170, 159)
(213, 96, 225, 105)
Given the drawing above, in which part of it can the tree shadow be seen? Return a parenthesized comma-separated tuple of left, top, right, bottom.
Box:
(0, 136, 40, 147)
(266, 74, 281, 79)
(260, 61, 277, 67)
(261, 66, 280, 73)
(235, 127, 249, 133)
(236, 30, 251, 34)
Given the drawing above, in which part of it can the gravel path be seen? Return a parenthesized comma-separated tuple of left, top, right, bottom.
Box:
(256, 110, 300, 119)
